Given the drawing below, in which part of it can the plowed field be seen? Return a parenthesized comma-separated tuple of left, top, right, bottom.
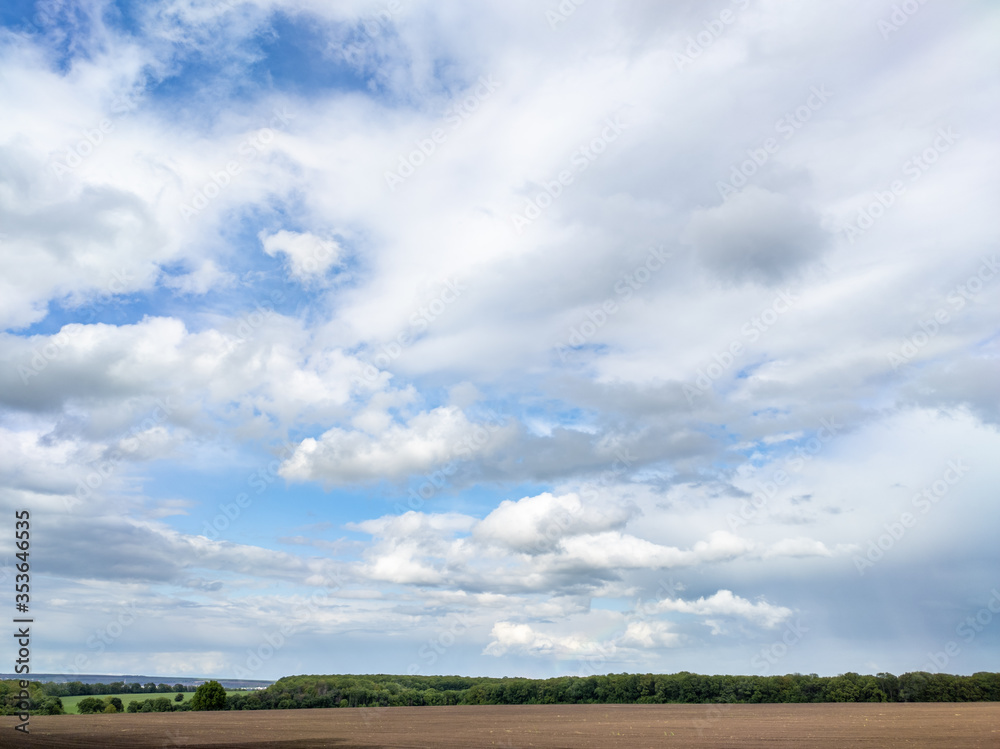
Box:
(3, 702, 998, 748)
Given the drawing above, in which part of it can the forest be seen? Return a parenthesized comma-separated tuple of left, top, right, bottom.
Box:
(4, 671, 999, 715)
(247, 672, 1000, 709)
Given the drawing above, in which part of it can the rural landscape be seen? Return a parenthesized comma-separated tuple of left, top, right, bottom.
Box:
(3, 672, 1000, 746)
(2, 0, 998, 747)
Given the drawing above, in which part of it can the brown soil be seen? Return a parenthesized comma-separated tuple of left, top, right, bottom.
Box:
(3, 702, 998, 748)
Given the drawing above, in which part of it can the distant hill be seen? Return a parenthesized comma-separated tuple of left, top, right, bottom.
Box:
(0, 673, 273, 690)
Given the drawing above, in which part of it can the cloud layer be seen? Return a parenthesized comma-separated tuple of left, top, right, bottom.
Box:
(0, 0, 997, 680)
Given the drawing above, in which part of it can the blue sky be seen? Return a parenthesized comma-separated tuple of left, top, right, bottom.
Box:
(1, 0, 999, 682)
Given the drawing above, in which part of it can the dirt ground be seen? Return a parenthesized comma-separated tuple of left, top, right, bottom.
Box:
(3, 702, 998, 748)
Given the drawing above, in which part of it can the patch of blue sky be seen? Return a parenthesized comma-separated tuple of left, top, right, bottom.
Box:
(730, 422, 831, 471)
(100, 0, 143, 38)
(147, 466, 322, 544)
(146, 52, 268, 128)
(554, 342, 611, 363)
(484, 393, 596, 435)
(21, 285, 172, 336)
(148, 9, 379, 121)
(252, 12, 374, 96)
(19, 249, 288, 339)
(233, 201, 365, 298)
(0, 0, 37, 32)
(13, 1, 100, 73)
(735, 361, 763, 379)
(629, 465, 673, 485)
(750, 406, 789, 419)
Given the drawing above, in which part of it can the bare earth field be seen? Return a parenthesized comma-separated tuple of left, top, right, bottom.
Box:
(3, 703, 999, 748)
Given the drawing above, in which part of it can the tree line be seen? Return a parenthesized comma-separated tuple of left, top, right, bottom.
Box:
(4, 671, 999, 715)
(39, 681, 195, 697)
(239, 671, 1000, 709)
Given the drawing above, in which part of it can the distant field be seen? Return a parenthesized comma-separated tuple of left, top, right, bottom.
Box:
(5, 702, 999, 747)
(61, 690, 251, 714)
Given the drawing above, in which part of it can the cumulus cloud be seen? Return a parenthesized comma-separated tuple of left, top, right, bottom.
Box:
(473, 492, 637, 553)
(347, 501, 769, 599)
(0, 315, 360, 426)
(279, 406, 509, 484)
(1, 0, 997, 679)
(0, 162, 165, 329)
(259, 230, 342, 282)
(618, 620, 681, 649)
(652, 590, 793, 629)
(483, 621, 609, 657)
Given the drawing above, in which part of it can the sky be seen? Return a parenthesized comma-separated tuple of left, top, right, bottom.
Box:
(0, 0, 998, 683)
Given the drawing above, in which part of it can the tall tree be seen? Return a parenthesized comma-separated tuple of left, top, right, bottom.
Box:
(191, 680, 227, 711)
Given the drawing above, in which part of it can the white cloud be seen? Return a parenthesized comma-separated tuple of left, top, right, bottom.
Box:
(483, 621, 608, 657)
(618, 620, 681, 649)
(162, 259, 235, 295)
(473, 492, 636, 553)
(653, 590, 793, 629)
(280, 406, 508, 484)
(1, 0, 997, 680)
(763, 537, 833, 559)
(259, 230, 342, 282)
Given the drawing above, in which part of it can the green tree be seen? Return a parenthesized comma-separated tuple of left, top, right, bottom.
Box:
(76, 696, 105, 714)
(104, 696, 124, 712)
(152, 697, 174, 712)
(191, 680, 227, 711)
(41, 697, 64, 715)
(174, 692, 185, 702)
